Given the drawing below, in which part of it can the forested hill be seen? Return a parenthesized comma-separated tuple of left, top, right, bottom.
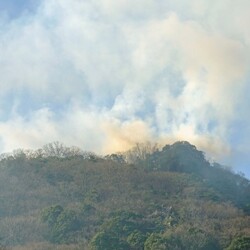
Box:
(0, 141, 250, 250)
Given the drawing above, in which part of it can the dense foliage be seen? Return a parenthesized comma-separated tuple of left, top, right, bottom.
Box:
(0, 141, 249, 249)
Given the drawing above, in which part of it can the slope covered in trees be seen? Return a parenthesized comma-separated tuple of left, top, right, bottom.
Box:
(0, 141, 249, 250)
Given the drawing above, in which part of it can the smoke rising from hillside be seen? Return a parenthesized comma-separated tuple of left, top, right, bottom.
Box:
(0, 0, 250, 172)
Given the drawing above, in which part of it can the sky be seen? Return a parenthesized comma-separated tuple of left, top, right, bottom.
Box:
(0, 0, 250, 178)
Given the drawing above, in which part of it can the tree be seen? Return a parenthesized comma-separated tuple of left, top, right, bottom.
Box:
(227, 236, 250, 250)
(179, 227, 220, 250)
(124, 142, 159, 165)
(41, 205, 63, 227)
(90, 211, 146, 250)
(127, 230, 146, 249)
(41, 205, 80, 243)
(90, 231, 129, 250)
(144, 233, 171, 250)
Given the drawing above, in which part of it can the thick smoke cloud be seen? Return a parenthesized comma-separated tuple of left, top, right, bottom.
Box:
(0, 0, 249, 175)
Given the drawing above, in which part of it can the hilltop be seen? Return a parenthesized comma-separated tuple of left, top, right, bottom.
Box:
(0, 141, 249, 250)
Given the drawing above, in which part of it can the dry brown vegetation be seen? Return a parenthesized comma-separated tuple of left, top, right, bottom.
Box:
(0, 141, 249, 249)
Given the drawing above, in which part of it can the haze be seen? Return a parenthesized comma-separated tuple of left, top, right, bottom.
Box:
(0, 0, 250, 178)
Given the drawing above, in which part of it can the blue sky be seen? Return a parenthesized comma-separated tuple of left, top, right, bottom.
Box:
(0, 0, 250, 178)
(0, 0, 39, 19)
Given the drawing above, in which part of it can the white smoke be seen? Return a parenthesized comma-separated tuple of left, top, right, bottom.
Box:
(0, 0, 249, 175)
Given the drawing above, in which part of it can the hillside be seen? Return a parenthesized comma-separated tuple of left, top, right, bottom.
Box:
(0, 141, 249, 250)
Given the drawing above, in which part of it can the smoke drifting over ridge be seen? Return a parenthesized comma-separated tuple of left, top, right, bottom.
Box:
(0, 0, 250, 174)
